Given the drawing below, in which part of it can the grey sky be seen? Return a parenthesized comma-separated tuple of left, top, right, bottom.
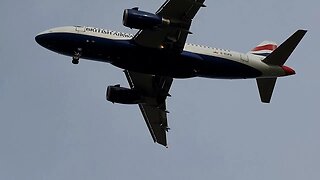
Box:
(0, 0, 319, 179)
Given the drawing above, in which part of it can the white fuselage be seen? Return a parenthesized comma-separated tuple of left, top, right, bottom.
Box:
(36, 26, 290, 79)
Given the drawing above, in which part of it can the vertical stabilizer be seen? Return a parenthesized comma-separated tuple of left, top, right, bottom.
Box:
(249, 41, 278, 57)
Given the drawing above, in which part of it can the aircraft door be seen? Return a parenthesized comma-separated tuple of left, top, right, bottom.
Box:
(240, 54, 249, 62)
(75, 26, 86, 32)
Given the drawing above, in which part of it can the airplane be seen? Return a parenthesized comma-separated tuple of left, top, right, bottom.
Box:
(35, 0, 307, 147)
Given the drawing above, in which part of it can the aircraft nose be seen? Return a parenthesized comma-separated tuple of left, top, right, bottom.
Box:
(35, 30, 57, 49)
(35, 33, 48, 47)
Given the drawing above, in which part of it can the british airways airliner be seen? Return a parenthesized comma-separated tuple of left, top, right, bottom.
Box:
(35, 0, 307, 147)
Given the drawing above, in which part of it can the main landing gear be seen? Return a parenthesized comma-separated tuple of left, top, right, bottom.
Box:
(72, 48, 82, 64)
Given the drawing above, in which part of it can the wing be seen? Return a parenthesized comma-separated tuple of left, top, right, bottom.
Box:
(124, 70, 173, 147)
(133, 0, 206, 51)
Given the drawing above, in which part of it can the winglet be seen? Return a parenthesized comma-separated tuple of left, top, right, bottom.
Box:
(262, 30, 307, 65)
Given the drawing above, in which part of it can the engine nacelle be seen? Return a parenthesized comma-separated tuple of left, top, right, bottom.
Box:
(106, 85, 143, 104)
(123, 8, 170, 29)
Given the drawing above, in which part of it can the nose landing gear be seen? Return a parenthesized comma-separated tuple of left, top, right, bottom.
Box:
(72, 48, 82, 64)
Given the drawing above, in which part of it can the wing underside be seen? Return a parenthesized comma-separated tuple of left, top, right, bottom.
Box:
(122, 0, 205, 146)
(124, 70, 173, 147)
(133, 0, 205, 51)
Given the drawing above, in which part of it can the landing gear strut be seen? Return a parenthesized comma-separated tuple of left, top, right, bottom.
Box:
(72, 57, 79, 64)
(72, 48, 82, 64)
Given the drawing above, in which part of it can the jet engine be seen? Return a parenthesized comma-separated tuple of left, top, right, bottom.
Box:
(123, 8, 170, 29)
(106, 85, 143, 104)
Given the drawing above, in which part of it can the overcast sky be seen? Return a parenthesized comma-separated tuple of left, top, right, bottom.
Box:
(0, 0, 319, 179)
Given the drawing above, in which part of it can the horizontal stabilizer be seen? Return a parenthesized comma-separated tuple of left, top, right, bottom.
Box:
(263, 30, 307, 65)
(256, 78, 277, 103)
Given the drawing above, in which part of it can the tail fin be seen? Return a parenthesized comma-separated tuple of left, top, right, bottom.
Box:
(249, 41, 278, 57)
(256, 30, 307, 103)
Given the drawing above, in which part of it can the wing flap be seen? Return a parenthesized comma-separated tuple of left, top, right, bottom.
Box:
(139, 104, 168, 146)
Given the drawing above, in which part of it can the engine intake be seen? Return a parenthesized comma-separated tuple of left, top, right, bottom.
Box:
(123, 8, 170, 29)
(106, 85, 143, 104)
